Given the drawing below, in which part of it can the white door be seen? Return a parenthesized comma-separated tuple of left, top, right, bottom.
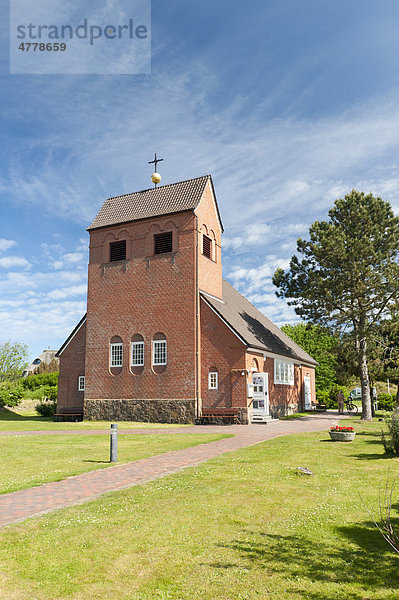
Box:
(304, 376, 312, 409)
(252, 373, 269, 416)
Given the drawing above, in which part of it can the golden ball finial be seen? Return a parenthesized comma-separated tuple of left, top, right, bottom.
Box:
(151, 172, 161, 184)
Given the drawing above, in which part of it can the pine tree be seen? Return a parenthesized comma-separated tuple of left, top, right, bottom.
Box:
(273, 190, 399, 420)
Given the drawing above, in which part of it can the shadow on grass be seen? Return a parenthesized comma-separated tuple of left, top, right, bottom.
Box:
(0, 409, 49, 422)
(352, 453, 394, 461)
(212, 522, 398, 599)
(82, 460, 110, 464)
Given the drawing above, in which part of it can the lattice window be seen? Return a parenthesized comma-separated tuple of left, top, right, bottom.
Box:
(153, 340, 167, 365)
(110, 343, 123, 367)
(208, 371, 218, 390)
(131, 341, 144, 366)
(78, 376, 85, 391)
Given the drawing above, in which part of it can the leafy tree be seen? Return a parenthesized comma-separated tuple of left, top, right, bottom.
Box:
(0, 341, 29, 382)
(281, 323, 338, 395)
(273, 190, 399, 420)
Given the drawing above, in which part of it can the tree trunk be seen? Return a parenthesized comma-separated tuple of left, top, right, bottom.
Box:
(357, 328, 372, 420)
(396, 384, 399, 408)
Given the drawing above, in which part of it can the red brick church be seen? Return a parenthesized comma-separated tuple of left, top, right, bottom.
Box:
(57, 174, 316, 423)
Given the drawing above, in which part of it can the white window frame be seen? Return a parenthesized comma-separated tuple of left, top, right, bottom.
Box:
(208, 371, 218, 390)
(274, 359, 294, 385)
(78, 375, 85, 391)
(131, 341, 144, 367)
(153, 340, 167, 366)
(110, 342, 123, 368)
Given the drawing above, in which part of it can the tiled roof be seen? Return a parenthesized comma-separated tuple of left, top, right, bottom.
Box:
(88, 175, 214, 231)
(201, 281, 318, 365)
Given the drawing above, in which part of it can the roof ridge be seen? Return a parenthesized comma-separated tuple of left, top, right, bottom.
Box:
(105, 174, 211, 202)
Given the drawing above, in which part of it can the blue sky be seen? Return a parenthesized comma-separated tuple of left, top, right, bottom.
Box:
(1, 0, 399, 360)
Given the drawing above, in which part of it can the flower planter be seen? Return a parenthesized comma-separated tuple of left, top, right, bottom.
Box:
(329, 430, 356, 442)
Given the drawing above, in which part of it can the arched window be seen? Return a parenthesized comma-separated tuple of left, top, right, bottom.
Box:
(131, 334, 144, 375)
(208, 368, 218, 390)
(110, 335, 123, 375)
(251, 359, 259, 372)
(152, 333, 167, 374)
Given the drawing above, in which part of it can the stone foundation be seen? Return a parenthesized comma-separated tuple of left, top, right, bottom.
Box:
(83, 398, 196, 424)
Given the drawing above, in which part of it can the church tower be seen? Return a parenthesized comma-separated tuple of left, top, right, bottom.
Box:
(57, 173, 223, 422)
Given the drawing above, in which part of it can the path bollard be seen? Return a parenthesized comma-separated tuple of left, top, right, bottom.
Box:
(110, 423, 118, 463)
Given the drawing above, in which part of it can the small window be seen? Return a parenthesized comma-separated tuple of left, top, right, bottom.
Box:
(154, 232, 172, 255)
(131, 341, 144, 366)
(208, 371, 218, 390)
(110, 240, 126, 262)
(153, 340, 167, 365)
(203, 234, 212, 259)
(110, 342, 123, 367)
(78, 376, 85, 391)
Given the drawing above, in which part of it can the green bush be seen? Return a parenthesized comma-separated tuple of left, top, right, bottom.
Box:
(0, 383, 23, 407)
(25, 384, 57, 402)
(35, 401, 57, 418)
(382, 409, 399, 454)
(378, 393, 395, 412)
(0, 382, 24, 407)
(315, 389, 329, 405)
(22, 372, 58, 390)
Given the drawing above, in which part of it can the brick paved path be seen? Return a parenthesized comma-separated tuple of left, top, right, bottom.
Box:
(0, 412, 346, 528)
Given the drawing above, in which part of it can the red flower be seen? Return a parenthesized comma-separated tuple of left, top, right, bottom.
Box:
(330, 425, 354, 432)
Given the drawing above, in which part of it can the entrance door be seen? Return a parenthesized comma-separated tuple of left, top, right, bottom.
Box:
(304, 376, 312, 410)
(252, 373, 269, 417)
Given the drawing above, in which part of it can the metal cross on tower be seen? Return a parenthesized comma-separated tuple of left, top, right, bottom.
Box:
(148, 153, 164, 187)
(148, 152, 163, 171)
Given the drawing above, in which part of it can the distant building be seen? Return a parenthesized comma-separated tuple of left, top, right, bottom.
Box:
(57, 174, 317, 423)
(23, 349, 59, 377)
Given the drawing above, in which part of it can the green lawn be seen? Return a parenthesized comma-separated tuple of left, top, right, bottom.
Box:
(0, 408, 189, 431)
(0, 433, 230, 494)
(1, 417, 398, 599)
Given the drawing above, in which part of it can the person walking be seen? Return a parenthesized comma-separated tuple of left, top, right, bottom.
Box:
(336, 390, 345, 414)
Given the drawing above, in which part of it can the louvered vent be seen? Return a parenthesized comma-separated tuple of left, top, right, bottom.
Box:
(154, 232, 173, 254)
(109, 240, 126, 262)
(203, 235, 212, 259)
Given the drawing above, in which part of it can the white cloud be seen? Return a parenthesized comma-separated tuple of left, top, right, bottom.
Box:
(48, 284, 87, 300)
(64, 252, 85, 264)
(223, 223, 271, 251)
(0, 256, 30, 269)
(0, 239, 17, 252)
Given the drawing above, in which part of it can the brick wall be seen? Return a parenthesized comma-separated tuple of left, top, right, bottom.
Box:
(84, 211, 198, 420)
(57, 321, 86, 411)
(257, 355, 316, 417)
(200, 298, 247, 413)
(196, 180, 223, 300)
